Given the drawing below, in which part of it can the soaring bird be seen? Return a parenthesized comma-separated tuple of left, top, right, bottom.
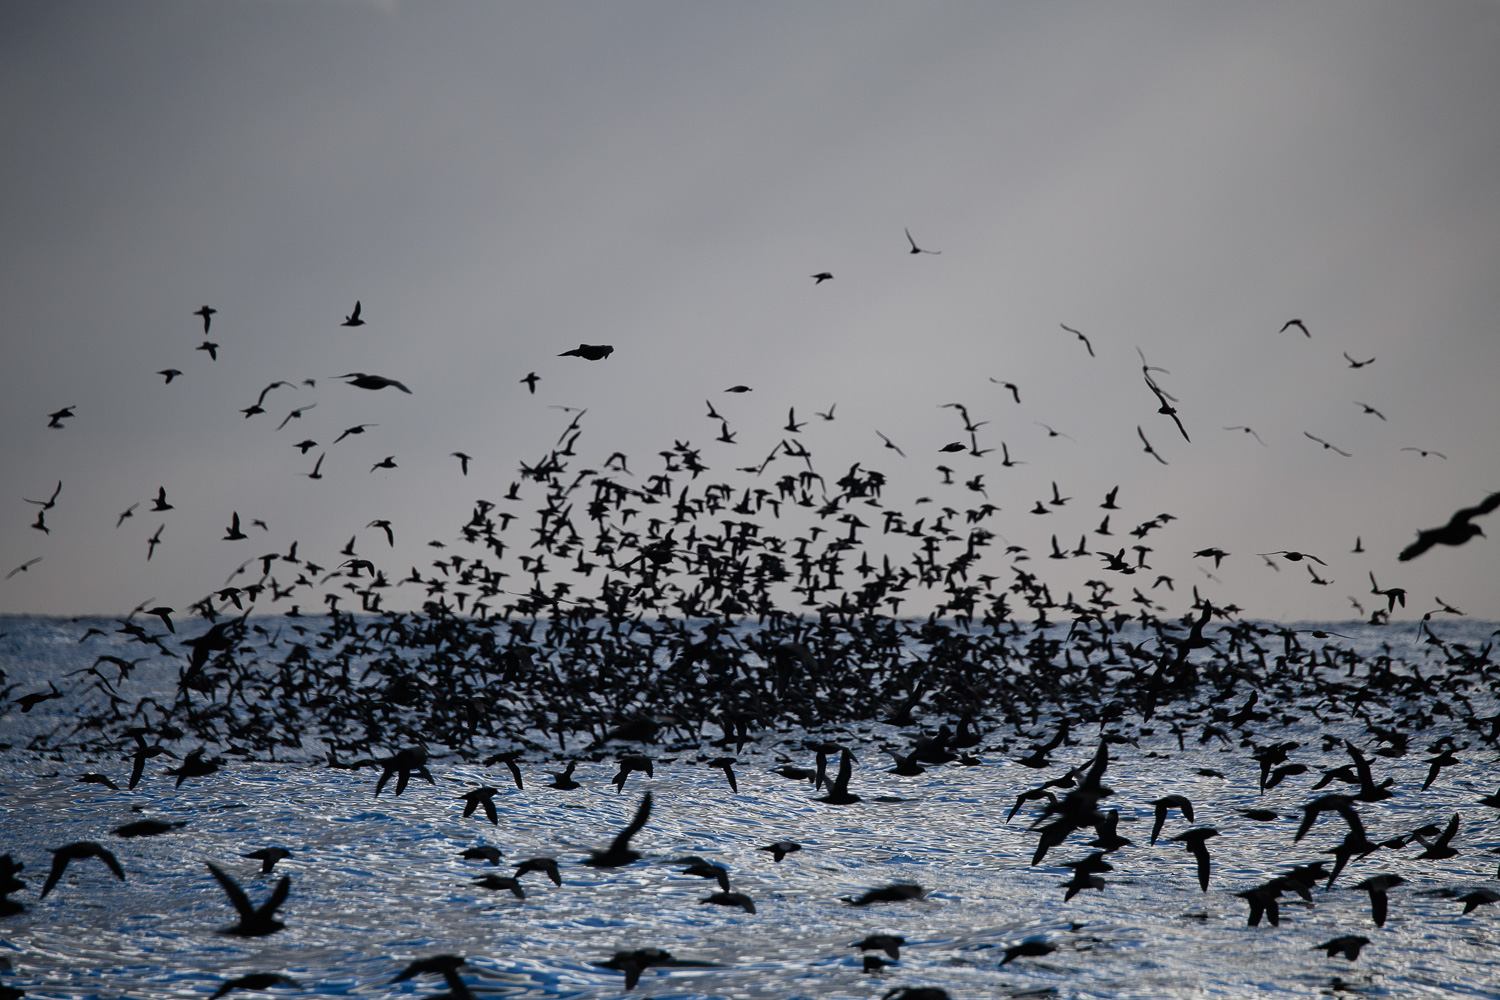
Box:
(38, 841, 126, 899)
(47, 406, 76, 428)
(1343, 352, 1375, 367)
(1399, 492, 1500, 561)
(207, 862, 289, 936)
(342, 300, 365, 326)
(1313, 936, 1370, 961)
(210, 974, 301, 999)
(195, 305, 217, 332)
(904, 228, 940, 254)
(157, 369, 182, 383)
(520, 372, 540, 394)
(583, 791, 652, 867)
(558, 344, 614, 361)
(337, 372, 412, 393)
(1060, 323, 1094, 357)
(1280, 319, 1309, 337)
(811, 272, 833, 284)
(1171, 828, 1218, 891)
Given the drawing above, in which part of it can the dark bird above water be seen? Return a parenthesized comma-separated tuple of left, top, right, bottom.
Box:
(373, 747, 434, 796)
(1170, 828, 1218, 891)
(999, 940, 1056, 966)
(208, 862, 288, 936)
(1354, 874, 1403, 927)
(223, 512, 248, 540)
(112, 819, 187, 838)
(342, 300, 364, 326)
(845, 882, 925, 906)
(210, 974, 301, 1000)
(757, 840, 801, 862)
(584, 791, 652, 867)
(5, 557, 42, 580)
(38, 841, 126, 899)
(1314, 936, 1369, 961)
(852, 934, 904, 960)
(558, 344, 614, 360)
(1399, 492, 1500, 561)
(244, 848, 292, 873)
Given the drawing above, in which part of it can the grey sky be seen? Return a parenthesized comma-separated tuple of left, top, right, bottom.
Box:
(2, 2, 1498, 621)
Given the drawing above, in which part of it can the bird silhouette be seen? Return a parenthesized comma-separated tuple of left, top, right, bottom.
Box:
(1280, 319, 1310, 337)
(904, 228, 940, 254)
(210, 974, 301, 999)
(583, 791, 652, 867)
(1399, 492, 1499, 561)
(1304, 431, 1351, 457)
(338, 372, 412, 393)
(558, 344, 614, 360)
(38, 841, 126, 899)
(208, 862, 288, 936)
(1060, 323, 1094, 356)
(1344, 352, 1375, 367)
(223, 512, 248, 540)
(811, 272, 833, 283)
(244, 848, 292, 873)
(46, 405, 76, 428)
(1313, 936, 1369, 961)
(195, 305, 217, 332)
(1170, 828, 1218, 891)
(342, 300, 364, 326)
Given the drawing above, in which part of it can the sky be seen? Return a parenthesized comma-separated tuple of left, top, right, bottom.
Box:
(2, 1, 1498, 623)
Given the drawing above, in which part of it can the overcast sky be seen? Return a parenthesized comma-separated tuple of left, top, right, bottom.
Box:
(2, 2, 1498, 623)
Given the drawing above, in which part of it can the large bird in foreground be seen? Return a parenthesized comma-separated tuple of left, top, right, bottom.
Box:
(1399, 492, 1500, 561)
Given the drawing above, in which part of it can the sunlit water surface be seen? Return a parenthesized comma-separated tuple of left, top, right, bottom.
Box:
(2, 616, 1498, 999)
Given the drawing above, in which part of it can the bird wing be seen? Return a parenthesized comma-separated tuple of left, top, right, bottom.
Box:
(611, 791, 652, 851)
(208, 863, 255, 919)
(259, 875, 291, 917)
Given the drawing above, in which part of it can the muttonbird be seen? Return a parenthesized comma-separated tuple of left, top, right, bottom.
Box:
(157, 368, 182, 383)
(1399, 492, 1500, 561)
(1224, 425, 1265, 445)
(1304, 432, 1351, 457)
(1137, 426, 1167, 465)
(1279, 318, 1309, 337)
(557, 344, 613, 360)
(1060, 323, 1094, 356)
(1344, 352, 1375, 367)
(337, 372, 412, 393)
(23, 480, 61, 510)
(1354, 401, 1386, 421)
(904, 227, 940, 254)
(223, 512, 248, 540)
(276, 404, 315, 430)
(811, 272, 833, 283)
(583, 791, 652, 867)
(207, 862, 288, 936)
(194, 305, 216, 332)
(342, 300, 364, 326)
(38, 841, 126, 899)
(47, 405, 76, 428)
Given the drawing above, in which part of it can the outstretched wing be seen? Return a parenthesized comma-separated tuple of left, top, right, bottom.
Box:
(258, 875, 291, 918)
(207, 862, 254, 919)
(610, 791, 652, 852)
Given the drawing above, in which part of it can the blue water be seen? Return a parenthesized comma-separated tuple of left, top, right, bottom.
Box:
(2, 616, 1499, 999)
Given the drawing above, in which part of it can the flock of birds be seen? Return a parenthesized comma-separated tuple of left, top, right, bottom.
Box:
(2, 229, 1499, 999)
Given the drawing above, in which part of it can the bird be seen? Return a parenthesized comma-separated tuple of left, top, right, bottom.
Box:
(303, 454, 325, 480)
(583, 791, 652, 867)
(197, 341, 219, 360)
(373, 747, 434, 796)
(370, 456, 397, 473)
(1224, 425, 1265, 445)
(811, 272, 833, 283)
(223, 512, 248, 540)
(989, 379, 1020, 403)
(243, 848, 292, 873)
(514, 858, 562, 885)
(1413, 813, 1460, 860)
(194, 305, 217, 332)
(112, 819, 187, 838)
(1280, 319, 1310, 337)
(1313, 936, 1370, 962)
(520, 372, 540, 394)
(335, 424, 377, 443)
(5, 557, 42, 580)
(472, 874, 525, 898)
(337, 372, 412, 393)
(294, 439, 318, 454)
(157, 369, 182, 383)
(460, 846, 503, 866)
(1401, 447, 1447, 459)
(1060, 323, 1094, 356)
(146, 524, 164, 560)
(460, 786, 500, 825)
(1137, 426, 1167, 465)
(1354, 874, 1403, 927)
(876, 431, 906, 458)
(817, 748, 860, 804)
(815, 403, 836, 420)
(150, 487, 174, 511)
(38, 841, 126, 899)
(700, 891, 755, 913)
(557, 344, 614, 361)
(1170, 828, 1218, 891)
(904, 227, 940, 254)
(342, 300, 364, 326)
(851, 935, 904, 961)
(999, 940, 1056, 966)
(1304, 432, 1352, 457)
(1344, 352, 1375, 367)
(1149, 795, 1195, 845)
(46, 406, 76, 428)
(1354, 401, 1386, 421)
(207, 863, 289, 936)
(210, 974, 301, 999)
(275, 404, 316, 430)
(757, 840, 801, 862)
(844, 882, 925, 906)
(1399, 492, 1500, 561)
(115, 504, 139, 528)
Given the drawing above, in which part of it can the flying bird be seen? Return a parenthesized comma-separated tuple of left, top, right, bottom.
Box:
(811, 272, 833, 283)
(223, 512, 248, 540)
(5, 557, 42, 580)
(904, 228, 940, 254)
(38, 841, 126, 899)
(197, 341, 219, 360)
(1224, 425, 1265, 445)
(1401, 447, 1447, 459)
(194, 305, 217, 332)
(207, 862, 289, 936)
(1280, 319, 1309, 337)
(342, 300, 364, 326)
(337, 372, 411, 393)
(1137, 426, 1167, 465)
(47, 406, 76, 428)
(1354, 401, 1386, 421)
(1060, 323, 1094, 357)
(157, 369, 182, 383)
(557, 344, 614, 361)
(876, 431, 905, 458)
(1343, 352, 1375, 368)
(1399, 492, 1500, 561)
(520, 372, 540, 394)
(452, 452, 472, 475)
(1304, 432, 1351, 457)
(584, 792, 652, 867)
